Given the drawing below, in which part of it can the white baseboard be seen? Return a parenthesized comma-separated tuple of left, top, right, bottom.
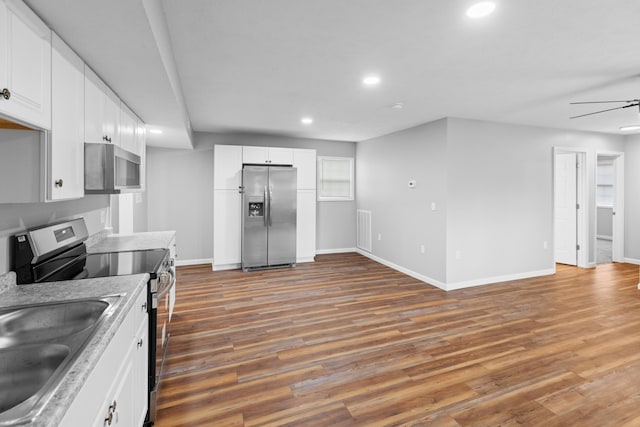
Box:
(212, 262, 241, 271)
(296, 257, 316, 263)
(316, 247, 357, 255)
(175, 258, 213, 267)
(355, 249, 447, 290)
(446, 268, 556, 291)
(355, 249, 555, 291)
(596, 235, 613, 241)
(624, 257, 640, 265)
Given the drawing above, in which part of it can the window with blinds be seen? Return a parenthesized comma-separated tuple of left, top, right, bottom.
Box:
(317, 156, 354, 201)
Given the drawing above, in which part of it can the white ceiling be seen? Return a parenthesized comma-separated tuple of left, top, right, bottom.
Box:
(24, 0, 640, 148)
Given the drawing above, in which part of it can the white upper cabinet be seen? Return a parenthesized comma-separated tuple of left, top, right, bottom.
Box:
(119, 103, 137, 153)
(214, 145, 243, 189)
(242, 146, 293, 165)
(0, 0, 51, 130)
(84, 66, 120, 145)
(48, 32, 84, 201)
(103, 85, 120, 146)
(293, 148, 316, 190)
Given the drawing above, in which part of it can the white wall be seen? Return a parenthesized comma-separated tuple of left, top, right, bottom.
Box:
(356, 119, 448, 284)
(624, 134, 640, 262)
(146, 144, 214, 262)
(145, 131, 357, 263)
(356, 117, 627, 289)
(445, 118, 623, 285)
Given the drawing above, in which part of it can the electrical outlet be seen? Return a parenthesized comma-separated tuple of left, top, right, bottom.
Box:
(431, 202, 436, 211)
(378, 233, 382, 241)
(420, 245, 425, 254)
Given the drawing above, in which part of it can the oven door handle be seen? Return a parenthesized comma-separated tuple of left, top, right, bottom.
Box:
(156, 270, 175, 300)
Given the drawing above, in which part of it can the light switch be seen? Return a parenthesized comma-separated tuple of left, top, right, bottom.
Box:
(431, 202, 436, 211)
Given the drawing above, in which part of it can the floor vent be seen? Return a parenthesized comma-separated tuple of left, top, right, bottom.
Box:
(357, 210, 372, 252)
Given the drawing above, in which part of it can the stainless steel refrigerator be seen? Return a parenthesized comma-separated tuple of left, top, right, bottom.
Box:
(242, 165, 297, 270)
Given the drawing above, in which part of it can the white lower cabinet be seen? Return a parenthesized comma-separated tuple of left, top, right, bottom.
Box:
(60, 290, 149, 427)
(213, 189, 242, 269)
(297, 190, 316, 262)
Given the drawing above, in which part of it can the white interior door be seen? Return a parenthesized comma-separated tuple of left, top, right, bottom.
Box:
(554, 152, 577, 265)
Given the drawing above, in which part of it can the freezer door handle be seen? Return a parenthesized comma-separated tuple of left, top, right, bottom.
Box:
(268, 185, 273, 227)
(263, 186, 268, 227)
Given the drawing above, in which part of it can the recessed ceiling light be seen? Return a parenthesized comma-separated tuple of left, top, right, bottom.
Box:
(362, 75, 381, 86)
(301, 117, 313, 125)
(149, 129, 163, 134)
(466, 2, 496, 18)
(620, 125, 640, 132)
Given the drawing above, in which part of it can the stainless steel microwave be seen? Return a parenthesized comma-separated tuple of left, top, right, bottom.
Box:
(84, 143, 141, 194)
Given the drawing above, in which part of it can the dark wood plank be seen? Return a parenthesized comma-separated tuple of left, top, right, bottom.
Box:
(155, 254, 640, 426)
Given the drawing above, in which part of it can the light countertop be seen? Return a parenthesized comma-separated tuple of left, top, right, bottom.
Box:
(86, 230, 176, 253)
(0, 274, 149, 426)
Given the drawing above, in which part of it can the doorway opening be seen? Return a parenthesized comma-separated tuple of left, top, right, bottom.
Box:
(596, 152, 624, 265)
(553, 148, 587, 267)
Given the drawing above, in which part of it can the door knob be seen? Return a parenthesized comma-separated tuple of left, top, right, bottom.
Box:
(0, 88, 10, 100)
(55, 179, 63, 188)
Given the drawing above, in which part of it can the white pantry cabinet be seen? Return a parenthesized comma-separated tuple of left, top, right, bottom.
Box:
(243, 146, 293, 165)
(85, 66, 120, 146)
(0, 0, 51, 130)
(213, 189, 242, 268)
(296, 189, 316, 262)
(214, 144, 243, 190)
(213, 144, 316, 269)
(48, 32, 84, 201)
(60, 290, 149, 427)
(293, 148, 317, 190)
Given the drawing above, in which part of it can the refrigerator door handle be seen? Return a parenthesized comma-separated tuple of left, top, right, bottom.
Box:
(268, 185, 273, 227)
(263, 186, 268, 227)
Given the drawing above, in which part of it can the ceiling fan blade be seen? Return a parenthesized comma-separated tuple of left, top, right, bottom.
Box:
(570, 105, 632, 119)
(570, 100, 638, 104)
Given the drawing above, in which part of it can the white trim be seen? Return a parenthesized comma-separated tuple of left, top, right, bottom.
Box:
(212, 262, 241, 271)
(586, 262, 597, 268)
(296, 257, 316, 263)
(175, 258, 213, 267)
(624, 258, 640, 266)
(356, 249, 556, 291)
(316, 247, 357, 255)
(356, 249, 447, 290)
(446, 268, 556, 291)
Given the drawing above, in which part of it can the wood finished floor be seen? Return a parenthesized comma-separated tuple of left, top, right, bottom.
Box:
(155, 254, 640, 427)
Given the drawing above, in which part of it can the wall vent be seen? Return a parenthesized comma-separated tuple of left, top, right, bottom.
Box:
(357, 209, 372, 252)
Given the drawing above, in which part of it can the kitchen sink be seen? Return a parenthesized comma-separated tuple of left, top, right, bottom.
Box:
(0, 344, 70, 414)
(0, 300, 109, 348)
(0, 296, 121, 425)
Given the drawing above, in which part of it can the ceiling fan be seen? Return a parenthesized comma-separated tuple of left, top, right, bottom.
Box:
(570, 99, 640, 119)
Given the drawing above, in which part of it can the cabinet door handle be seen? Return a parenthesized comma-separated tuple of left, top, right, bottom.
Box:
(104, 412, 113, 425)
(137, 338, 144, 348)
(141, 301, 147, 311)
(0, 88, 10, 100)
(55, 179, 63, 188)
